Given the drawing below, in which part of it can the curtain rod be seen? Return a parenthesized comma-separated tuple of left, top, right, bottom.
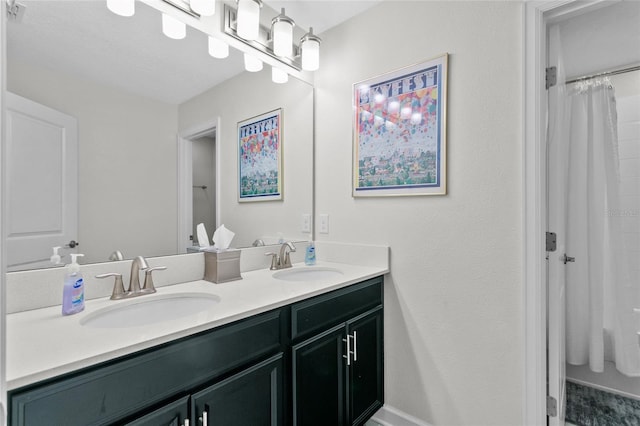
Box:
(566, 63, 640, 85)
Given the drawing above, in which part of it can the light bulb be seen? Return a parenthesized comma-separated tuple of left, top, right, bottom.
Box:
(244, 53, 263, 72)
(162, 13, 186, 39)
(272, 67, 288, 84)
(208, 36, 229, 58)
(301, 28, 321, 71)
(236, 0, 261, 41)
(272, 9, 294, 57)
(107, 0, 134, 17)
(190, 0, 215, 16)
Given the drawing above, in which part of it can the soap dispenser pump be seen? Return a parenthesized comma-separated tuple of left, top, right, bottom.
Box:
(62, 253, 85, 315)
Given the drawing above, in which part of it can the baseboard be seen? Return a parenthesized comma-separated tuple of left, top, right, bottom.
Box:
(366, 405, 432, 426)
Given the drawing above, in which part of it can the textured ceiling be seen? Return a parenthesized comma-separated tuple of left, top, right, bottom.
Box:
(7, 0, 381, 105)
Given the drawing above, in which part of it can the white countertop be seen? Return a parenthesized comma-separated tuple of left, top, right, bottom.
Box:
(6, 261, 387, 390)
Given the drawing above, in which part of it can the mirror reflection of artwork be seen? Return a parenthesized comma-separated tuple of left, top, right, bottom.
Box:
(238, 109, 283, 202)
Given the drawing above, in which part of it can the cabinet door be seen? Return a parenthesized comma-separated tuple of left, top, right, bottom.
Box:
(192, 354, 283, 426)
(125, 395, 189, 426)
(292, 324, 346, 426)
(347, 307, 384, 426)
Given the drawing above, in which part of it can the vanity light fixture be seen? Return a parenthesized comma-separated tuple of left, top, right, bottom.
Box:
(271, 8, 294, 57)
(271, 66, 288, 84)
(162, 12, 186, 39)
(208, 36, 229, 59)
(189, 0, 215, 16)
(244, 53, 263, 72)
(107, 0, 134, 17)
(300, 27, 321, 71)
(236, 0, 262, 41)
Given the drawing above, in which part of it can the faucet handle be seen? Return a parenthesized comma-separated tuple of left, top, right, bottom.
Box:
(96, 273, 126, 300)
(265, 252, 279, 270)
(142, 266, 167, 294)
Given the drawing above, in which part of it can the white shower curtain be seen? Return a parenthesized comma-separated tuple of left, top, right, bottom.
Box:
(562, 78, 640, 376)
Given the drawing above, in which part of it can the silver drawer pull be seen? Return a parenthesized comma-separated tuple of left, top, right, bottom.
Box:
(352, 331, 357, 362)
(342, 336, 351, 365)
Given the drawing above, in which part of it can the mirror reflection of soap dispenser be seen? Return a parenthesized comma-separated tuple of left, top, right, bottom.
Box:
(50, 246, 63, 266)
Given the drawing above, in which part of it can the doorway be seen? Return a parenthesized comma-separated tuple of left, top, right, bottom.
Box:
(191, 132, 217, 245)
(177, 120, 221, 253)
(525, 1, 640, 425)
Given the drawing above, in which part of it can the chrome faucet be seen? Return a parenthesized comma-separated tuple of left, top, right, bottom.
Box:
(96, 256, 166, 300)
(265, 241, 297, 270)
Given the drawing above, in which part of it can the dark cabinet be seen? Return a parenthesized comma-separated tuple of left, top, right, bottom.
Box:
(291, 278, 384, 426)
(192, 354, 284, 426)
(125, 396, 190, 426)
(8, 276, 383, 426)
(348, 307, 384, 425)
(293, 325, 347, 425)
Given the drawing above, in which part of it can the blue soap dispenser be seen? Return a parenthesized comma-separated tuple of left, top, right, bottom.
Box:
(304, 235, 316, 266)
(62, 253, 85, 316)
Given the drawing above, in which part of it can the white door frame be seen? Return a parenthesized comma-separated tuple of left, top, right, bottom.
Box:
(176, 118, 222, 253)
(523, 1, 613, 424)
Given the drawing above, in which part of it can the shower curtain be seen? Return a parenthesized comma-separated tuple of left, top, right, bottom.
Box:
(549, 25, 640, 377)
(561, 77, 640, 376)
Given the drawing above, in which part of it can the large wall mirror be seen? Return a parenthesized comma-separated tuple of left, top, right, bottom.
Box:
(5, 0, 314, 271)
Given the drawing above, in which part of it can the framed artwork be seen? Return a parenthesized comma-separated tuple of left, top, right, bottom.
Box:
(238, 109, 283, 202)
(353, 54, 448, 197)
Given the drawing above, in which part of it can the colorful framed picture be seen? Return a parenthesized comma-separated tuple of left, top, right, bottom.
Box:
(353, 54, 448, 197)
(238, 109, 283, 202)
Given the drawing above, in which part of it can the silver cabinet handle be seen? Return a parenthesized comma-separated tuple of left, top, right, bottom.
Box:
(199, 410, 208, 425)
(342, 335, 351, 365)
(352, 331, 357, 362)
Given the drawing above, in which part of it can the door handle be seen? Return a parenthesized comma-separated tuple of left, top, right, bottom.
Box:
(65, 240, 79, 248)
(563, 254, 575, 264)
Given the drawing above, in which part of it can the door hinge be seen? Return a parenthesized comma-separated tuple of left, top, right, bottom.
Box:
(547, 395, 558, 417)
(546, 232, 557, 252)
(546, 66, 557, 89)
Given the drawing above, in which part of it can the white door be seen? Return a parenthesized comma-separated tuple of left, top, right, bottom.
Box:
(546, 29, 568, 425)
(5, 92, 78, 271)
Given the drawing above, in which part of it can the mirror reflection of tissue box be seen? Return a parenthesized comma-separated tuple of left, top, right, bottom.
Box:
(203, 248, 242, 284)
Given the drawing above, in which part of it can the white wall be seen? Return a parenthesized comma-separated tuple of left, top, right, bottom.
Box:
(558, 1, 640, 80)
(314, 2, 523, 424)
(7, 60, 179, 263)
(178, 70, 314, 248)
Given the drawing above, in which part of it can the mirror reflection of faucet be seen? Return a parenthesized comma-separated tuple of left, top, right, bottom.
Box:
(96, 256, 167, 300)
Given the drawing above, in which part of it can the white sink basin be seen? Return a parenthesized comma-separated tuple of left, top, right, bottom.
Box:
(80, 292, 221, 329)
(273, 266, 344, 282)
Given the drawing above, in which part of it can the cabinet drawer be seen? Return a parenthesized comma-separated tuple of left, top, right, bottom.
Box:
(291, 276, 382, 341)
(9, 308, 282, 426)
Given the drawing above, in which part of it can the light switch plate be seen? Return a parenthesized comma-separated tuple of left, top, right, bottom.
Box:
(301, 214, 311, 233)
(319, 214, 329, 234)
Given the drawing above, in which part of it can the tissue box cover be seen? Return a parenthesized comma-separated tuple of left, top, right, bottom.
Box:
(203, 248, 242, 283)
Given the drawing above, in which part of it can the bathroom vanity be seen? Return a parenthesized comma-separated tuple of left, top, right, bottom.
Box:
(6, 255, 386, 426)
